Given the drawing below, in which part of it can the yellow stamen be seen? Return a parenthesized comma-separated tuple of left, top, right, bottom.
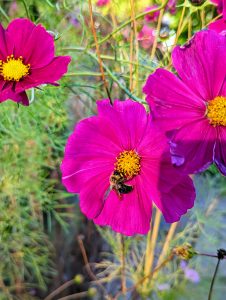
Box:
(207, 96, 226, 127)
(115, 150, 141, 179)
(0, 55, 30, 82)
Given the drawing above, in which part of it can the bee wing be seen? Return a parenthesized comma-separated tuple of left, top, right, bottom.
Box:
(93, 186, 111, 219)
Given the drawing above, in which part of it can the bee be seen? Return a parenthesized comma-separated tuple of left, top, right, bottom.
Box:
(109, 170, 133, 197)
(94, 170, 133, 218)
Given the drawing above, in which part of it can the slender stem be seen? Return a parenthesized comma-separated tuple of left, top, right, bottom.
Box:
(0, 6, 10, 22)
(44, 280, 75, 300)
(114, 252, 175, 299)
(88, 0, 112, 103)
(62, 48, 153, 71)
(200, 9, 205, 28)
(197, 253, 218, 258)
(95, 0, 169, 46)
(63, 47, 144, 102)
(77, 236, 107, 295)
(58, 291, 89, 300)
(20, 0, 30, 19)
(129, 3, 134, 91)
(129, 0, 139, 92)
(208, 259, 221, 300)
(65, 72, 106, 77)
(120, 235, 127, 294)
(188, 15, 192, 39)
(175, 3, 186, 44)
(155, 222, 178, 271)
(151, 4, 165, 60)
(143, 208, 161, 286)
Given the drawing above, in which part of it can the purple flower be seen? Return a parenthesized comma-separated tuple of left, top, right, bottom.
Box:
(0, 18, 71, 105)
(180, 261, 200, 283)
(96, 0, 110, 7)
(144, 5, 160, 22)
(143, 30, 226, 176)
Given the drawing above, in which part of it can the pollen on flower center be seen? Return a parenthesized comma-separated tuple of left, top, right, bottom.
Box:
(0, 55, 30, 81)
(206, 96, 226, 126)
(115, 150, 141, 179)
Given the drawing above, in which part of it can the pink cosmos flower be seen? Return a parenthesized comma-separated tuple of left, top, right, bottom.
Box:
(61, 99, 195, 236)
(0, 18, 71, 105)
(143, 30, 226, 176)
(209, 0, 226, 33)
(138, 26, 155, 49)
(96, 0, 110, 7)
(144, 1, 176, 23)
(144, 5, 160, 22)
(167, 0, 177, 14)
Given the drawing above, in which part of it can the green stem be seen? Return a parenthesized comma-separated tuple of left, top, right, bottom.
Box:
(95, 0, 169, 46)
(20, 0, 30, 19)
(64, 47, 144, 102)
(65, 72, 105, 77)
(0, 6, 9, 22)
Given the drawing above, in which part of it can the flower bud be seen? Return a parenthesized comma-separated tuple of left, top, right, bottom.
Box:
(73, 274, 84, 285)
(173, 244, 196, 260)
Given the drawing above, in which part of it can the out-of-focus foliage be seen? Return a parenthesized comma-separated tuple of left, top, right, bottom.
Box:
(0, 0, 225, 299)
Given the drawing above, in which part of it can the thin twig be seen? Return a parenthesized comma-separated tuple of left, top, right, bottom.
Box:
(95, 0, 169, 46)
(58, 291, 89, 300)
(44, 280, 75, 300)
(88, 0, 112, 103)
(77, 236, 107, 295)
(114, 252, 175, 299)
(120, 235, 126, 294)
(151, 3, 165, 60)
(154, 222, 178, 278)
(20, 0, 30, 19)
(208, 259, 221, 300)
(143, 208, 161, 286)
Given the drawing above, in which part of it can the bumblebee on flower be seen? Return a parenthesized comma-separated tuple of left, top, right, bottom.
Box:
(61, 99, 195, 236)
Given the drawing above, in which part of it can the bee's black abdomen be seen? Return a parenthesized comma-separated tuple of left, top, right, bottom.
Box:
(118, 184, 133, 194)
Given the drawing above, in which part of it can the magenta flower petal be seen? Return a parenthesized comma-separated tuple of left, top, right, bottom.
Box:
(144, 30, 226, 175)
(208, 18, 226, 33)
(143, 68, 206, 131)
(97, 99, 149, 149)
(170, 119, 216, 174)
(20, 24, 54, 68)
(94, 179, 152, 236)
(154, 176, 195, 222)
(15, 56, 71, 93)
(0, 24, 8, 59)
(61, 116, 121, 193)
(0, 88, 29, 105)
(61, 99, 196, 235)
(172, 30, 226, 100)
(215, 128, 226, 175)
(6, 19, 35, 59)
(144, 5, 160, 22)
(140, 134, 195, 222)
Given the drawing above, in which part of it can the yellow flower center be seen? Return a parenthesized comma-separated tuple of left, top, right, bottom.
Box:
(0, 55, 30, 82)
(207, 96, 226, 126)
(115, 150, 141, 179)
